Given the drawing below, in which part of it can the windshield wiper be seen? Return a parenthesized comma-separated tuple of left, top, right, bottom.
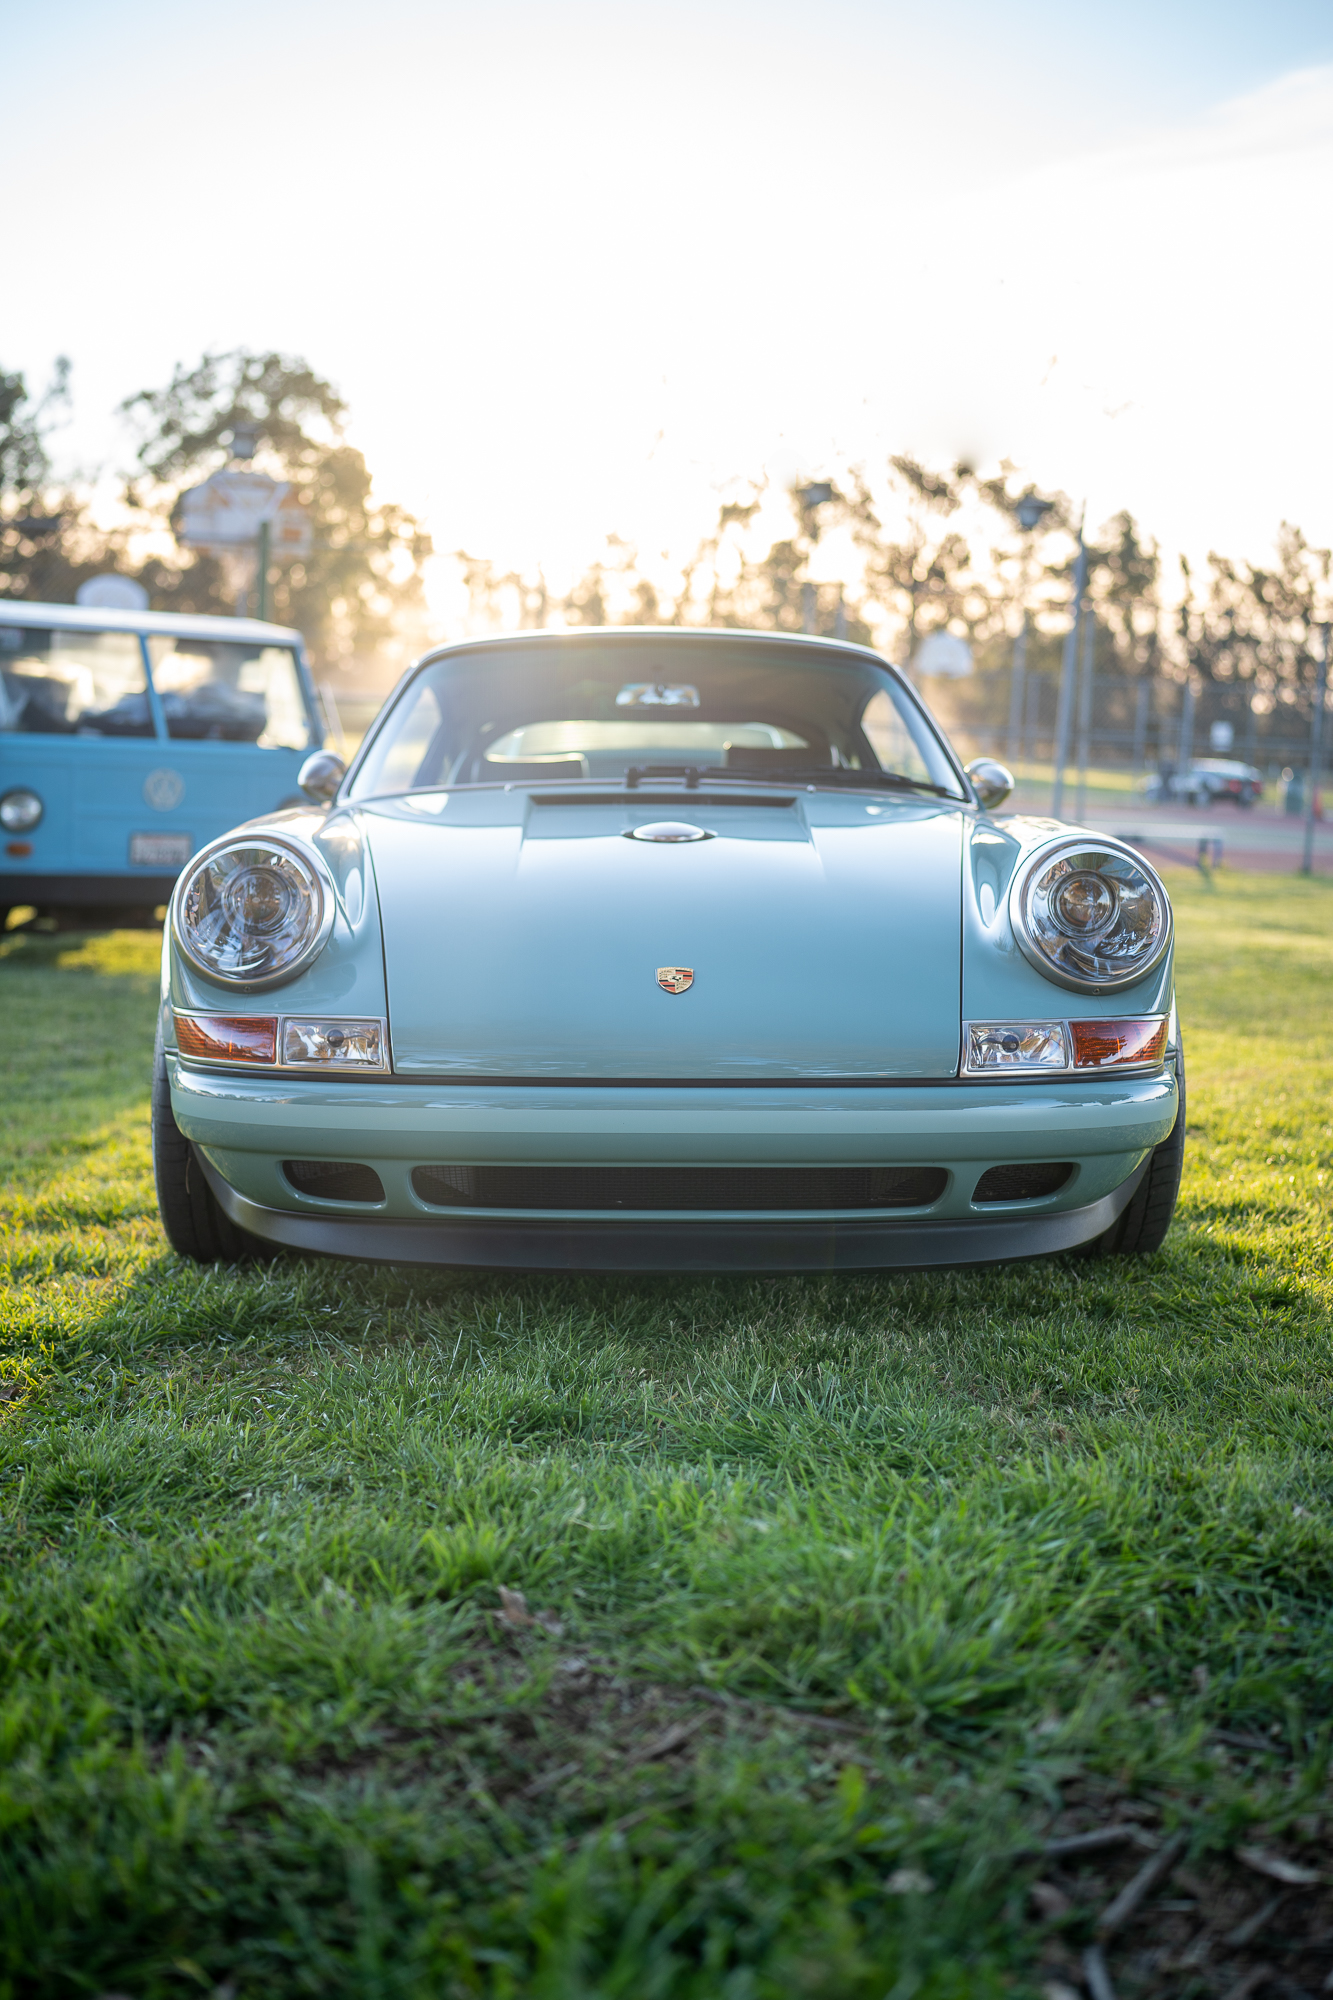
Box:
(371, 767, 959, 803)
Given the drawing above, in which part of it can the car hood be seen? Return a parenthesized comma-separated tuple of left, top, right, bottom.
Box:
(364, 791, 965, 1079)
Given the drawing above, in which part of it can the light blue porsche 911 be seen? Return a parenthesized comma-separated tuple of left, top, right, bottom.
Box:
(153, 628, 1182, 1272)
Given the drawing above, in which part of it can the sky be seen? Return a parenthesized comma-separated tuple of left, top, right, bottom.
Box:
(6, 0, 1333, 625)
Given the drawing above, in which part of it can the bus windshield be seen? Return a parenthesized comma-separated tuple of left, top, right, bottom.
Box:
(147, 637, 311, 747)
(0, 625, 153, 735)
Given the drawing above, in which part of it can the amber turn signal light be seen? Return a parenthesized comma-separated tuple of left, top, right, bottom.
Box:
(1069, 1017, 1169, 1069)
(174, 1012, 278, 1064)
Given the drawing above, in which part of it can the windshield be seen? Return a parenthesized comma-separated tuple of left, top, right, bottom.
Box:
(348, 637, 964, 799)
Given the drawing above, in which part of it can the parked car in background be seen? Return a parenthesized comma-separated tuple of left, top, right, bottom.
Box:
(0, 602, 325, 928)
(154, 627, 1184, 1275)
(1146, 758, 1262, 808)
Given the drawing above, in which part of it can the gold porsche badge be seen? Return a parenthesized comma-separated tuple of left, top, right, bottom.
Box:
(656, 966, 693, 994)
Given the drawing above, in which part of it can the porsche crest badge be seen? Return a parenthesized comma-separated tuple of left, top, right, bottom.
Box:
(656, 966, 694, 994)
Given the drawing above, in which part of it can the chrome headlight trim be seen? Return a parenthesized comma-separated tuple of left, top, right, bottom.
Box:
(1009, 835, 1173, 995)
(170, 829, 336, 991)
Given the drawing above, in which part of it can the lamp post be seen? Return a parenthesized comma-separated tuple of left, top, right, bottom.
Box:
(1132, 678, 1150, 777)
(1300, 623, 1329, 876)
(256, 517, 272, 623)
(1176, 675, 1195, 773)
(797, 484, 835, 637)
(1051, 514, 1088, 819)
(228, 424, 271, 620)
(1009, 495, 1052, 774)
(1074, 605, 1096, 822)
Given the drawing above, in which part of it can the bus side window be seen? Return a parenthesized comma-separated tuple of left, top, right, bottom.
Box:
(0, 626, 154, 736)
(147, 639, 312, 747)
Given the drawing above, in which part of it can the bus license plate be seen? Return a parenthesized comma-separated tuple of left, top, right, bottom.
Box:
(129, 832, 193, 868)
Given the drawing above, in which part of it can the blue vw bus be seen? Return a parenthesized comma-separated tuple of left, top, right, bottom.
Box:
(0, 603, 326, 926)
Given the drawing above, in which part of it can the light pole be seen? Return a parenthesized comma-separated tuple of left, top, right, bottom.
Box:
(1051, 513, 1088, 819)
(256, 517, 272, 623)
(229, 425, 274, 622)
(1176, 676, 1196, 775)
(1132, 678, 1150, 777)
(1008, 494, 1052, 774)
(1074, 605, 1096, 822)
(1301, 623, 1329, 876)
(797, 484, 834, 637)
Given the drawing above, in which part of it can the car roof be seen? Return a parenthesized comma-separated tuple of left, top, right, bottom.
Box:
(0, 599, 301, 646)
(1192, 758, 1257, 773)
(412, 625, 896, 671)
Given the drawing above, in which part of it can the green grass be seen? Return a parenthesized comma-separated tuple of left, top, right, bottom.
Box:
(2, 876, 1332, 1998)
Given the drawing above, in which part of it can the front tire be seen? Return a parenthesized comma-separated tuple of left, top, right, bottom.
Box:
(1087, 1039, 1186, 1257)
(152, 1029, 273, 1263)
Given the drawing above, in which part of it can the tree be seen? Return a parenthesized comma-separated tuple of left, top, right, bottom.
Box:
(0, 361, 63, 500)
(0, 359, 74, 601)
(665, 483, 874, 641)
(851, 457, 993, 657)
(121, 350, 433, 684)
(1181, 524, 1331, 744)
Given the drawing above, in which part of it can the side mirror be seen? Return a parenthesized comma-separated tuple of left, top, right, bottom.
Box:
(297, 751, 347, 803)
(965, 757, 1014, 811)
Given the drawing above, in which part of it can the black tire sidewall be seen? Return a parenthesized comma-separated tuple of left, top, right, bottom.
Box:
(152, 1026, 270, 1263)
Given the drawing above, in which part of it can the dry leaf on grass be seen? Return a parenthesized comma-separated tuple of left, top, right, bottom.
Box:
(1042, 1826, 1144, 1860)
(1224, 1893, 1285, 1947)
(1236, 1845, 1321, 1886)
(1217, 1967, 1275, 2000)
(1081, 1945, 1116, 2000)
(1096, 1832, 1186, 1936)
(629, 1720, 701, 1766)
(1030, 1880, 1072, 1919)
(496, 1585, 564, 1637)
(522, 1760, 581, 1799)
(885, 1867, 934, 1895)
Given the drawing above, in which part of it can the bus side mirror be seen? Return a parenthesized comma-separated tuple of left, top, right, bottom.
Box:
(298, 751, 346, 803)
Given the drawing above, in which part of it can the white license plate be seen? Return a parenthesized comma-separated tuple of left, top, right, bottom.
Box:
(129, 832, 193, 868)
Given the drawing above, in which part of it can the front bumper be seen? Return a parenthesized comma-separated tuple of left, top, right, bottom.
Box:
(197, 1148, 1145, 1268)
(169, 1059, 1177, 1271)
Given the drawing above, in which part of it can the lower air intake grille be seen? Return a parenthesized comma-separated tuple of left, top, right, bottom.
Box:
(411, 1163, 947, 1211)
(283, 1159, 386, 1203)
(972, 1162, 1074, 1204)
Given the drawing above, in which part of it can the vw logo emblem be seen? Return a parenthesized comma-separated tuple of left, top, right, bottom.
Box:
(143, 768, 185, 811)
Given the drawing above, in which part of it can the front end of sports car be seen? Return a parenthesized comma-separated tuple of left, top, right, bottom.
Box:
(155, 630, 1181, 1271)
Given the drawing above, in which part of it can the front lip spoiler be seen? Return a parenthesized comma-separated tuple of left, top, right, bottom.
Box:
(197, 1152, 1148, 1272)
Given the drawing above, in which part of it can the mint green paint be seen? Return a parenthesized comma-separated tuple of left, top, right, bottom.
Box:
(169, 1057, 1176, 1221)
(964, 813, 1175, 1021)
(166, 807, 388, 1023)
(370, 792, 966, 1078)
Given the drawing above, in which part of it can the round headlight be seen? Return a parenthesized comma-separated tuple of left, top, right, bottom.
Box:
(0, 788, 43, 833)
(171, 833, 334, 989)
(1010, 838, 1171, 993)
